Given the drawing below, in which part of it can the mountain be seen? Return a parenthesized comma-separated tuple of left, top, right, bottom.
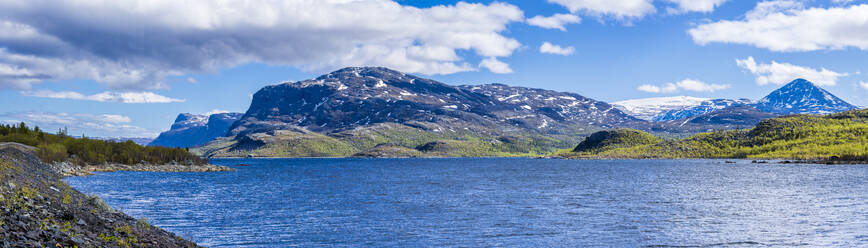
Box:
(754, 78, 857, 114)
(654, 98, 754, 121)
(198, 67, 642, 157)
(613, 96, 709, 121)
(148, 112, 243, 148)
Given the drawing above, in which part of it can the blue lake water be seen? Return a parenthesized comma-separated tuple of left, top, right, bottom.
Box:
(65, 158, 868, 247)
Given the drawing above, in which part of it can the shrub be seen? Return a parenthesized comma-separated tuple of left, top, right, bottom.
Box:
(37, 143, 68, 163)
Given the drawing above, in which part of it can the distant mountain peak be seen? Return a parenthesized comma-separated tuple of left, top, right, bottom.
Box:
(150, 112, 243, 148)
(755, 78, 856, 114)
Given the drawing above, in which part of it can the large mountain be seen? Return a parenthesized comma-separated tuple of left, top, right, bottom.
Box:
(149, 112, 243, 148)
(230, 67, 639, 135)
(755, 78, 857, 114)
(200, 67, 642, 157)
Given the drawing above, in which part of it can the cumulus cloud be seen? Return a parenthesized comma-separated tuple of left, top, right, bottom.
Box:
(860, 81, 868, 90)
(665, 0, 728, 13)
(527, 13, 581, 31)
(22, 90, 185, 103)
(637, 79, 730, 93)
(735, 56, 848, 86)
(689, 2, 868, 52)
(547, 0, 657, 20)
(0, 0, 524, 90)
(0, 112, 157, 137)
(479, 57, 513, 74)
(545, 0, 729, 22)
(539, 42, 576, 55)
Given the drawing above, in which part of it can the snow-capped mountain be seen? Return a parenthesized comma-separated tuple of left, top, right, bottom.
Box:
(230, 67, 641, 137)
(653, 98, 754, 121)
(149, 112, 243, 148)
(755, 78, 857, 114)
(612, 96, 709, 121)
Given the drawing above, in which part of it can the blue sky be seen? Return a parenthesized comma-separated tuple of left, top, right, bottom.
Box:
(1, 0, 867, 137)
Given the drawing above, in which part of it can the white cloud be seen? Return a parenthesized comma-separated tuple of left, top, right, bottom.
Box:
(22, 90, 185, 103)
(735, 56, 848, 86)
(0, 0, 524, 90)
(539, 42, 576, 55)
(665, 0, 728, 13)
(186, 77, 198, 84)
(638, 79, 730, 93)
(860, 81, 868, 90)
(547, 0, 657, 20)
(479, 57, 513, 74)
(204, 109, 230, 116)
(545, 0, 728, 22)
(689, 2, 868, 52)
(0, 112, 157, 137)
(527, 13, 581, 31)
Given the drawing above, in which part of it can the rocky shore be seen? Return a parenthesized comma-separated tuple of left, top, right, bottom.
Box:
(51, 161, 234, 177)
(0, 143, 210, 247)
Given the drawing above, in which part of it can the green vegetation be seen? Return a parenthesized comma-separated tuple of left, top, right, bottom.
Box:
(562, 109, 868, 161)
(0, 123, 206, 165)
(197, 122, 583, 158)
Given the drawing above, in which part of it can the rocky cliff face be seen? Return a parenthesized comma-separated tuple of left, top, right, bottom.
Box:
(149, 112, 243, 148)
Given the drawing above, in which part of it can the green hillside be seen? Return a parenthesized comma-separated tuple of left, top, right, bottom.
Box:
(560, 109, 868, 161)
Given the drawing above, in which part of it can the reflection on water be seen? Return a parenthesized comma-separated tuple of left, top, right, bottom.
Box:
(66, 158, 868, 247)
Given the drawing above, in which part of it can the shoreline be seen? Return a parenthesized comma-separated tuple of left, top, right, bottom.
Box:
(213, 155, 868, 165)
(52, 161, 235, 177)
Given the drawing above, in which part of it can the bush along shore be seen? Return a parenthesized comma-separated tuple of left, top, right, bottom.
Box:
(0, 143, 199, 247)
(0, 123, 233, 176)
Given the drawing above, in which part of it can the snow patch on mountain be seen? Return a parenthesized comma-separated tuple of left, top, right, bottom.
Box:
(613, 96, 709, 121)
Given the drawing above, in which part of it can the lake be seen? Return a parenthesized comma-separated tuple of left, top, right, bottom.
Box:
(65, 158, 868, 247)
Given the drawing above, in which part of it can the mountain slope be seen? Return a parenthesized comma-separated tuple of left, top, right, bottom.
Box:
(755, 79, 857, 114)
(202, 67, 642, 157)
(654, 98, 753, 121)
(667, 105, 779, 127)
(149, 112, 243, 148)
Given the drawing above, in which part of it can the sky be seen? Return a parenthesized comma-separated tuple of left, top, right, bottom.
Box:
(1, 0, 867, 137)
